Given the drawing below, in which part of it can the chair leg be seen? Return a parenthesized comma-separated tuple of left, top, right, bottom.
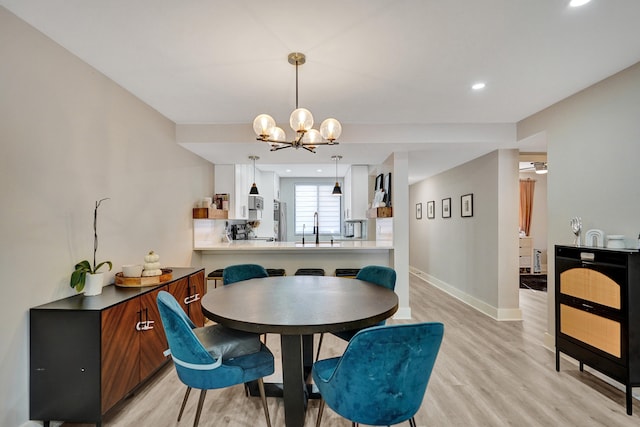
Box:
(316, 399, 325, 427)
(193, 389, 207, 427)
(177, 386, 192, 421)
(257, 378, 272, 427)
(315, 333, 324, 361)
(409, 417, 417, 427)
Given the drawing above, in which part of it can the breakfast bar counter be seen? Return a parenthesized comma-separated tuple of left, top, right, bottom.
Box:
(195, 239, 392, 251)
(195, 240, 394, 277)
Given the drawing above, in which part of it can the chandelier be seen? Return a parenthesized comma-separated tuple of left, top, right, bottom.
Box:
(252, 52, 342, 153)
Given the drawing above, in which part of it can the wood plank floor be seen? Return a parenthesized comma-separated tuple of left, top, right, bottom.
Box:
(64, 275, 639, 426)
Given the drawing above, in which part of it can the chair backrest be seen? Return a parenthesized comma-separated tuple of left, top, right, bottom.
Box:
(157, 291, 216, 368)
(319, 322, 444, 426)
(355, 265, 396, 291)
(223, 264, 268, 285)
(158, 288, 196, 329)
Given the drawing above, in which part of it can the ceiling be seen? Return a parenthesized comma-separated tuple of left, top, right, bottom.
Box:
(3, 0, 640, 183)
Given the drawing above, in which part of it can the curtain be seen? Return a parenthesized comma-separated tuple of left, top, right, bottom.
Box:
(519, 179, 535, 236)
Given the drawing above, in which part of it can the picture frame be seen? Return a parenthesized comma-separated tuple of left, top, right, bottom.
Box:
(461, 193, 473, 217)
(375, 174, 384, 191)
(384, 173, 392, 206)
(416, 203, 422, 219)
(442, 197, 451, 218)
(427, 200, 435, 219)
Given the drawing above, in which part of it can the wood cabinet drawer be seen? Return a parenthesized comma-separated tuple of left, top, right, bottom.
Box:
(560, 268, 621, 309)
(560, 304, 621, 358)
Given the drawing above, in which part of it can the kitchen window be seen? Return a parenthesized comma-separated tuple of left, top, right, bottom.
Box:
(294, 184, 341, 235)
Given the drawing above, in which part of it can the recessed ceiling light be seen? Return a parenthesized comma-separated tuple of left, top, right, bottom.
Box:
(285, 169, 292, 173)
(569, 0, 591, 7)
(471, 82, 486, 91)
(316, 169, 323, 173)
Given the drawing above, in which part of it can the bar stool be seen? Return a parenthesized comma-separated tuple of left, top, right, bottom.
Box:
(207, 269, 224, 289)
(267, 268, 286, 277)
(335, 268, 360, 279)
(295, 268, 325, 276)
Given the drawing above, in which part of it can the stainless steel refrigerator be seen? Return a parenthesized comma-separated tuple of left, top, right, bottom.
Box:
(274, 201, 287, 241)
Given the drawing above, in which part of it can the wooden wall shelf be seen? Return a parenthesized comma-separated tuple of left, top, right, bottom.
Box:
(193, 207, 228, 219)
(366, 207, 392, 218)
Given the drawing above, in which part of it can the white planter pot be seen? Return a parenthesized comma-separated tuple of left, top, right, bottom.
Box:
(84, 272, 104, 296)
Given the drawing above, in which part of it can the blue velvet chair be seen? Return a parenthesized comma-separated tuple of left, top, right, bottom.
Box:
(223, 263, 268, 285)
(312, 322, 444, 427)
(222, 264, 269, 345)
(157, 291, 274, 427)
(315, 265, 397, 360)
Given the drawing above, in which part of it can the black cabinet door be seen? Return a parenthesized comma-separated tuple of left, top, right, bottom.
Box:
(30, 309, 101, 423)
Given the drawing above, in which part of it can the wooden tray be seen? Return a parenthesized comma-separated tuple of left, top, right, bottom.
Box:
(115, 269, 173, 287)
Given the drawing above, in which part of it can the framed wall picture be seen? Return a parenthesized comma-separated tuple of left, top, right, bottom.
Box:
(442, 197, 451, 218)
(427, 200, 435, 219)
(461, 193, 473, 217)
(384, 173, 392, 206)
(416, 203, 422, 219)
(375, 174, 384, 191)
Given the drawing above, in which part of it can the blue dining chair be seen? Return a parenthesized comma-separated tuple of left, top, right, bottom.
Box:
(315, 265, 396, 361)
(312, 322, 444, 427)
(157, 291, 274, 427)
(223, 263, 268, 285)
(222, 264, 270, 345)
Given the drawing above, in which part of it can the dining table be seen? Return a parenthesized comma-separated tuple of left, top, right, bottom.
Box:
(200, 274, 399, 427)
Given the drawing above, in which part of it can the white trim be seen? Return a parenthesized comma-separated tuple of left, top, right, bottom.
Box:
(393, 306, 412, 320)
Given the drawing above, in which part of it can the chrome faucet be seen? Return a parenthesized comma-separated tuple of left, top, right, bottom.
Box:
(314, 212, 319, 244)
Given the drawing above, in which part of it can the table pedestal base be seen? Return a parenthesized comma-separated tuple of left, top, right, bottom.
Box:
(246, 334, 318, 427)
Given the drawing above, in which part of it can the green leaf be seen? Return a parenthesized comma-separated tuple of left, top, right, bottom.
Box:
(74, 260, 91, 271)
(93, 261, 113, 273)
(70, 268, 86, 292)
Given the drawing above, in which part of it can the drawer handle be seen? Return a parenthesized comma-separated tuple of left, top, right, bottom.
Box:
(580, 252, 596, 261)
(184, 294, 200, 305)
(136, 320, 155, 331)
(581, 303, 594, 310)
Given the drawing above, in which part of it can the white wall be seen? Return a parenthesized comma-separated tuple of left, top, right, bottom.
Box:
(409, 150, 521, 320)
(518, 61, 640, 348)
(0, 9, 214, 426)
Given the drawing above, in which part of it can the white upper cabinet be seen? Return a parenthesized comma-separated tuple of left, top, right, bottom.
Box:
(344, 165, 369, 219)
(215, 164, 251, 219)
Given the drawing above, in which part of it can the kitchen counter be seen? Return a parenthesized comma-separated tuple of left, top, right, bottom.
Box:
(196, 240, 394, 278)
(194, 239, 393, 251)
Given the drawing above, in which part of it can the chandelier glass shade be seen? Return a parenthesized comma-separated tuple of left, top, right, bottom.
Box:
(253, 52, 342, 153)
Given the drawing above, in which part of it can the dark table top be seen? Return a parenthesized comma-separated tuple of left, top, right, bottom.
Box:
(201, 275, 399, 335)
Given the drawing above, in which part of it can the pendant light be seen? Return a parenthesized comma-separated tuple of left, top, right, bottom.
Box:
(331, 155, 342, 196)
(249, 155, 259, 195)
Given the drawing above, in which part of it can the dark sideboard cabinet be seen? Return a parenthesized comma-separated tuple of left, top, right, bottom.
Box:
(30, 267, 205, 426)
(555, 245, 640, 415)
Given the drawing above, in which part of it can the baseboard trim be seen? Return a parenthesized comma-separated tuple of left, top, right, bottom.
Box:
(409, 266, 522, 321)
(393, 306, 412, 320)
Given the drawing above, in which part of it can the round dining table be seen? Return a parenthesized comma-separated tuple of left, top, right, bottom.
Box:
(200, 275, 399, 427)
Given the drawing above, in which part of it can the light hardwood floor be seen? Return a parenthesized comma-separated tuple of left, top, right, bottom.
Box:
(64, 275, 639, 426)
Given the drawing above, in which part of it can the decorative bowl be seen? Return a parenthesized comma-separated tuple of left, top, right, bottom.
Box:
(122, 264, 143, 277)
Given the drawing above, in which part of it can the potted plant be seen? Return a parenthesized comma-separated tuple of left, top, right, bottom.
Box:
(70, 198, 112, 295)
